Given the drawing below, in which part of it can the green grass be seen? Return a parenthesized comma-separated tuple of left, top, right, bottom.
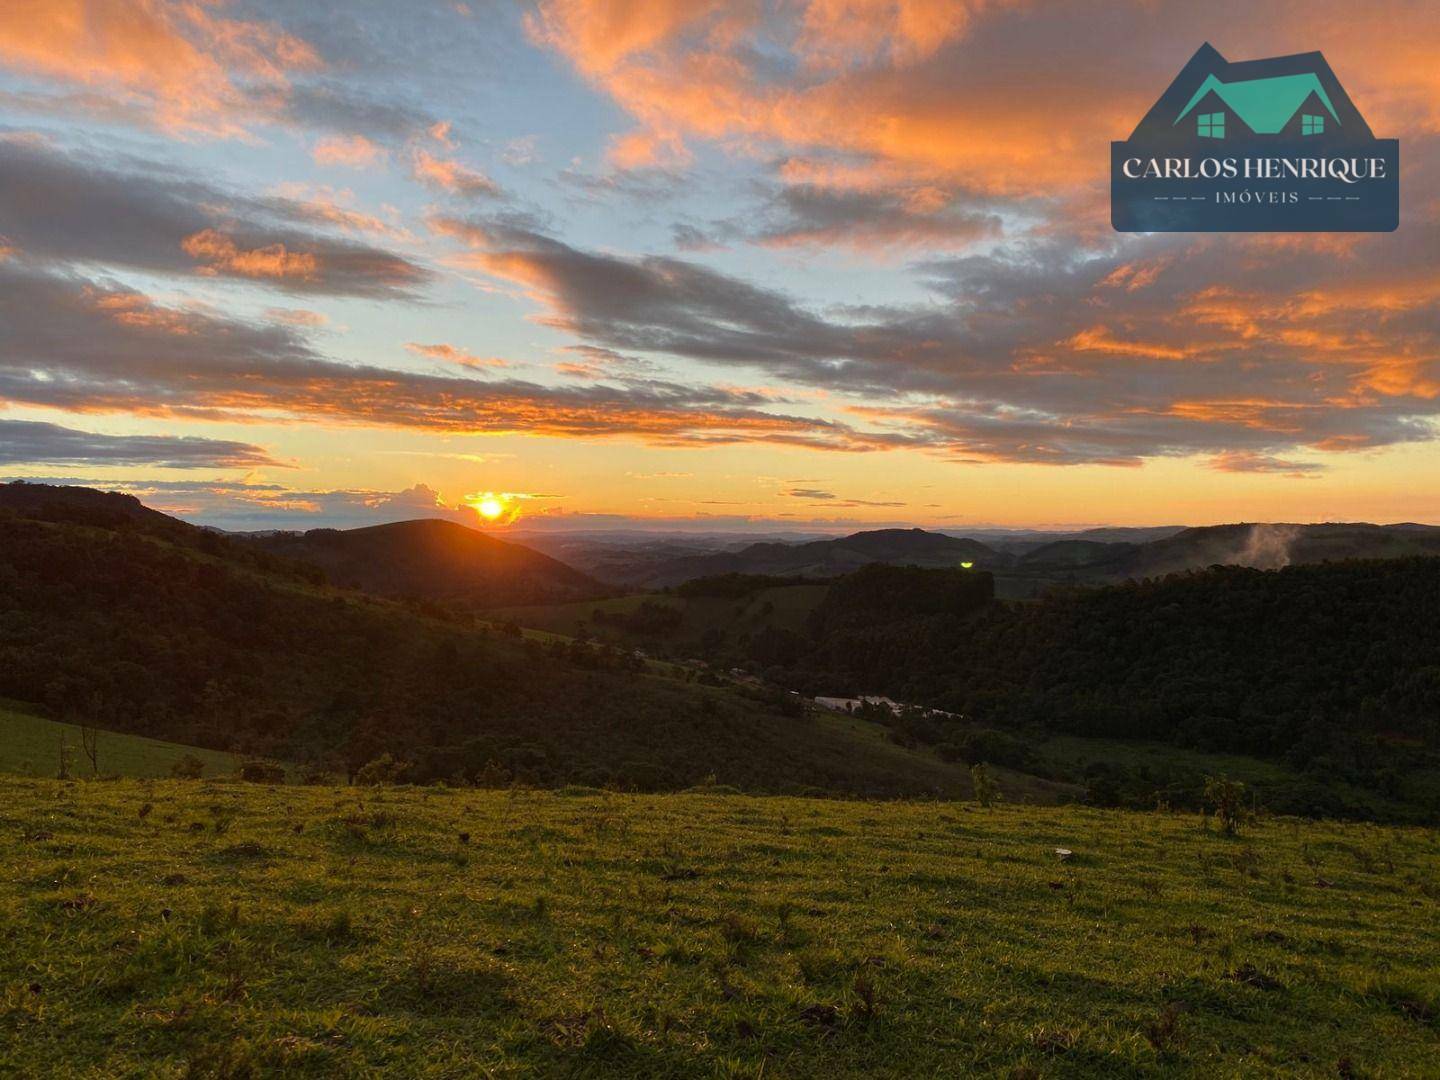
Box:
(0, 704, 245, 782)
(2, 777, 1437, 1077)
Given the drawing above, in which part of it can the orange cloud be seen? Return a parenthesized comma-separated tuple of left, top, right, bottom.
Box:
(266, 307, 328, 328)
(528, 0, 1122, 195)
(88, 288, 200, 335)
(796, 0, 995, 69)
(607, 128, 689, 170)
(428, 120, 457, 149)
(1065, 326, 1194, 362)
(312, 134, 383, 168)
(267, 182, 407, 240)
(1164, 400, 1311, 432)
(529, 0, 1440, 200)
(405, 342, 508, 369)
(181, 229, 319, 281)
(525, 0, 738, 77)
(411, 149, 501, 197)
(0, 0, 320, 137)
(1358, 359, 1440, 400)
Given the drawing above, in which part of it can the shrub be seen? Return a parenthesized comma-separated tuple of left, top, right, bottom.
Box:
(939, 728, 1037, 770)
(170, 754, 205, 780)
(299, 764, 335, 786)
(238, 761, 285, 785)
(354, 753, 409, 786)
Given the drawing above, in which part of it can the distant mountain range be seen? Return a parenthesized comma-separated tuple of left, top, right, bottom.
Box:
(573, 521, 1440, 592)
(615, 528, 1009, 587)
(8, 484, 1439, 600)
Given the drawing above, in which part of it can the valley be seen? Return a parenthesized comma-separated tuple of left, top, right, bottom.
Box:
(4, 481, 1438, 823)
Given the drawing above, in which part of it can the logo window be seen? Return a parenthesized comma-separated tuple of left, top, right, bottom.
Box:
(1198, 111, 1225, 138)
(1301, 113, 1325, 135)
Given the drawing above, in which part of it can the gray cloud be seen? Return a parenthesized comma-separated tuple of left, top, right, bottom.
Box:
(0, 138, 429, 298)
(730, 180, 1006, 251)
(1207, 452, 1327, 477)
(0, 262, 909, 453)
(785, 487, 904, 507)
(0, 419, 281, 468)
(445, 209, 1440, 466)
(285, 82, 434, 140)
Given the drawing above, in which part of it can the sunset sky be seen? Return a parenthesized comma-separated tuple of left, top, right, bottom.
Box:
(2, 0, 1439, 532)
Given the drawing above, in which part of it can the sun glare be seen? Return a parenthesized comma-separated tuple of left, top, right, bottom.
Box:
(477, 497, 504, 521)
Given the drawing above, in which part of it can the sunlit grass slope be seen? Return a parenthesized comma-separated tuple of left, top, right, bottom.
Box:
(2, 777, 1437, 1077)
(0, 704, 243, 781)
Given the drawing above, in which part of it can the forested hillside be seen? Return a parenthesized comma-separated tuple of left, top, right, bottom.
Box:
(0, 491, 990, 798)
(757, 561, 1440, 818)
(785, 560, 1440, 752)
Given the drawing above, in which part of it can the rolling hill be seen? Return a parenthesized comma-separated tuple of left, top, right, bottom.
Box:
(627, 528, 1011, 588)
(0, 480, 203, 537)
(0, 483, 1007, 798)
(243, 518, 607, 609)
(0, 482, 614, 610)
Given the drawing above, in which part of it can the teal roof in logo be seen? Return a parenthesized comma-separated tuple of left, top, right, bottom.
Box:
(1175, 73, 1340, 133)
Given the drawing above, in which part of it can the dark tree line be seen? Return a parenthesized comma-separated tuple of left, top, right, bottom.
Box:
(748, 561, 1440, 817)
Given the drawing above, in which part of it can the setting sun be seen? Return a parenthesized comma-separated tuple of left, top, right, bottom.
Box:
(476, 496, 504, 521)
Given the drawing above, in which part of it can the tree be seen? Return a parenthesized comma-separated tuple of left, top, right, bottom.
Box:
(57, 731, 73, 780)
(78, 723, 99, 776)
(971, 762, 1000, 808)
(1203, 775, 1248, 835)
(355, 753, 410, 786)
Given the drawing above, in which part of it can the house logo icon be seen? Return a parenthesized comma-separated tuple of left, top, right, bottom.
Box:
(1112, 44, 1398, 232)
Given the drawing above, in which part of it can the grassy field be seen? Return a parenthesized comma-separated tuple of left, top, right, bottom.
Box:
(1, 777, 1437, 1077)
(0, 704, 246, 782)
